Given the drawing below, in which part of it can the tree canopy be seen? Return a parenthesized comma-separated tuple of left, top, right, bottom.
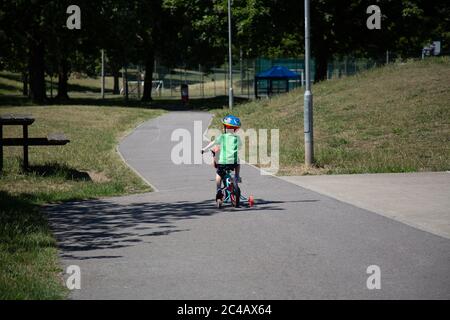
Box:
(0, 0, 448, 102)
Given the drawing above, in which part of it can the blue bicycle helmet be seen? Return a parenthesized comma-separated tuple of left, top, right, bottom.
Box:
(222, 115, 241, 129)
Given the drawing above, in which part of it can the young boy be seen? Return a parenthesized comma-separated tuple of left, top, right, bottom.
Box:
(201, 115, 242, 201)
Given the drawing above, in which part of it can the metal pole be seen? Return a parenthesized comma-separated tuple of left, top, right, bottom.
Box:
(137, 66, 141, 99)
(170, 69, 173, 97)
(0, 124, 3, 171)
(101, 49, 105, 99)
(228, 0, 234, 109)
(240, 47, 243, 94)
(304, 0, 314, 166)
(122, 68, 125, 96)
(247, 61, 250, 99)
(23, 124, 28, 170)
(124, 67, 129, 103)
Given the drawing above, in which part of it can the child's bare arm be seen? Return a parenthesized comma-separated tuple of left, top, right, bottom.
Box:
(201, 140, 215, 153)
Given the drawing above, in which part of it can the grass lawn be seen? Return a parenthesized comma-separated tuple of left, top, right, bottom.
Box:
(0, 101, 164, 298)
(213, 57, 450, 175)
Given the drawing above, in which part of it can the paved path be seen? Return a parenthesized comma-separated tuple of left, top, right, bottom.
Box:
(281, 173, 450, 239)
(47, 112, 450, 299)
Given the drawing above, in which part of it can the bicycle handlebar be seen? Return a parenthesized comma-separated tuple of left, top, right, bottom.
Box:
(201, 149, 216, 156)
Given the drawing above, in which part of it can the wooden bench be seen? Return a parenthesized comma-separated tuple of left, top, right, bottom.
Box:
(0, 114, 70, 171)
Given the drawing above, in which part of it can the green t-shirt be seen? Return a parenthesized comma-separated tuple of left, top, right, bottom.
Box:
(214, 133, 242, 164)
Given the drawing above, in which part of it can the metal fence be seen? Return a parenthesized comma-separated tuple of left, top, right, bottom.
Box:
(121, 55, 391, 100)
(148, 61, 257, 99)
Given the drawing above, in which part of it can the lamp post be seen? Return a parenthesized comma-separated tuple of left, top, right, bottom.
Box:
(304, 0, 314, 166)
(101, 49, 105, 99)
(228, 0, 234, 110)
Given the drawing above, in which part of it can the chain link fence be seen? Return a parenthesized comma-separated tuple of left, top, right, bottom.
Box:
(120, 55, 395, 100)
(150, 61, 257, 99)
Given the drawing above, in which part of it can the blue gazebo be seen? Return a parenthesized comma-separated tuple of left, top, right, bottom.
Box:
(254, 66, 300, 98)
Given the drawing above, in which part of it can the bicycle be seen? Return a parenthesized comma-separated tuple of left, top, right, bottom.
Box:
(204, 150, 254, 209)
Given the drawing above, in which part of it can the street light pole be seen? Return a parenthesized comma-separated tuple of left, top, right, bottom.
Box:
(304, 0, 314, 166)
(228, 0, 234, 110)
(101, 49, 105, 99)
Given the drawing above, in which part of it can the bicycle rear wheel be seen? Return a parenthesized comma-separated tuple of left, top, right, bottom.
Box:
(231, 186, 241, 208)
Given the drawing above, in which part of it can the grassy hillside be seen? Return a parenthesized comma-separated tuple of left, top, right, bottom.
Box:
(214, 57, 450, 175)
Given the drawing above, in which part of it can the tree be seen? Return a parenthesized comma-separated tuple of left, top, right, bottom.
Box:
(97, 0, 142, 100)
(47, 0, 102, 100)
(2, 0, 449, 104)
(2, 1, 48, 103)
(135, 0, 164, 102)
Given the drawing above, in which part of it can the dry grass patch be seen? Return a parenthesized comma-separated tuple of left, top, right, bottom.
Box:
(0, 104, 164, 299)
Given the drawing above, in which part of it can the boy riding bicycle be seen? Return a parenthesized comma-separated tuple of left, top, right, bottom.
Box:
(201, 115, 242, 201)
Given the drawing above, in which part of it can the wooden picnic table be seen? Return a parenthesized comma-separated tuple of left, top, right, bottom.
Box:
(0, 114, 70, 171)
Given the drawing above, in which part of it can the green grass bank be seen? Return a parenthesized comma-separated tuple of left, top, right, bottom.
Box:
(214, 57, 450, 175)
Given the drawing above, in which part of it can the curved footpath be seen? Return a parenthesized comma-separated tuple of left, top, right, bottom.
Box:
(47, 111, 450, 299)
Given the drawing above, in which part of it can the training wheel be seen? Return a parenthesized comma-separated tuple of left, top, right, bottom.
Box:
(248, 195, 254, 207)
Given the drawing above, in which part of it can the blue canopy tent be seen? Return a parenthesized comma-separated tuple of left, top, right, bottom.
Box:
(254, 66, 300, 98)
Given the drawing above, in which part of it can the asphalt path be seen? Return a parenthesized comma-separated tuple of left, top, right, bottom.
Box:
(47, 111, 450, 299)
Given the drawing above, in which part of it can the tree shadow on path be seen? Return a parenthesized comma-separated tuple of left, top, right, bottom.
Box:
(45, 197, 286, 259)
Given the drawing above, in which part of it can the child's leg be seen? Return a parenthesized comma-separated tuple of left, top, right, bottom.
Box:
(215, 173, 223, 199)
(216, 173, 222, 190)
(234, 164, 241, 186)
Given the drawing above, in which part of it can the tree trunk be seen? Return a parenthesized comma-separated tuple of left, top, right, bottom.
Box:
(142, 49, 155, 102)
(56, 58, 69, 100)
(22, 71, 29, 97)
(28, 40, 46, 104)
(113, 70, 120, 94)
(314, 51, 329, 82)
(122, 68, 129, 103)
